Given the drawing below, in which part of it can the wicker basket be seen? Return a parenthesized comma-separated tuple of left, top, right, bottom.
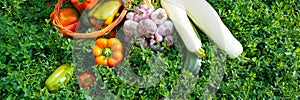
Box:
(51, 0, 131, 38)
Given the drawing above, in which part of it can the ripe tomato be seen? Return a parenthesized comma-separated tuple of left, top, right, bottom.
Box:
(78, 72, 94, 88)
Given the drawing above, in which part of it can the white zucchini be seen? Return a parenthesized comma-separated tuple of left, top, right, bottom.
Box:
(184, 0, 243, 59)
(161, 0, 205, 58)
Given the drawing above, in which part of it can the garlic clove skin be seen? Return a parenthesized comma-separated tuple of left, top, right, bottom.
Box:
(151, 8, 168, 25)
(126, 12, 135, 20)
(164, 35, 174, 47)
(137, 19, 157, 37)
(123, 20, 139, 37)
(133, 4, 153, 22)
(157, 20, 174, 36)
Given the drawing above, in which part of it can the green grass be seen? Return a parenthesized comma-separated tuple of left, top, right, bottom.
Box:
(207, 0, 300, 99)
(0, 0, 299, 99)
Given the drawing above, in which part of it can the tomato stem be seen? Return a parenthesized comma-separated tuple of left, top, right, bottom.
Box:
(82, 75, 91, 83)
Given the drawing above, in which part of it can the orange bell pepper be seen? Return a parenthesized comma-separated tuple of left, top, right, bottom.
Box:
(93, 38, 124, 67)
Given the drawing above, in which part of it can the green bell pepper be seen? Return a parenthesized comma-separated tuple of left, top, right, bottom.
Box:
(45, 64, 74, 92)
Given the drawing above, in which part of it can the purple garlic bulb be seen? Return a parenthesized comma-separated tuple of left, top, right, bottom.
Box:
(133, 4, 153, 22)
(137, 19, 157, 37)
(123, 20, 139, 37)
(157, 20, 174, 36)
(126, 12, 135, 20)
(164, 35, 174, 47)
(151, 8, 168, 25)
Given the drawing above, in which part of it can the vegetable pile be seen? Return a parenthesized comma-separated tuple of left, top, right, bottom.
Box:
(50, 0, 125, 38)
(123, 4, 175, 51)
(0, 0, 299, 99)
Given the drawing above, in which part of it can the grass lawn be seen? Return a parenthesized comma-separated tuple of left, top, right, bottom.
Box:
(0, 0, 299, 99)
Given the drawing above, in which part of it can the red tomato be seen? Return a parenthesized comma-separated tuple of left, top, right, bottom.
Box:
(78, 72, 94, 88)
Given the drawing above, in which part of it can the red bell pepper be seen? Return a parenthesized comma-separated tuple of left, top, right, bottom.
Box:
(71, 0, 99, 10)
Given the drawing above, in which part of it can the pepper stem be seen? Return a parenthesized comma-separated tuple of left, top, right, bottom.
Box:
(102, 47, 112, 58)
(78, 0, 85, 4)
